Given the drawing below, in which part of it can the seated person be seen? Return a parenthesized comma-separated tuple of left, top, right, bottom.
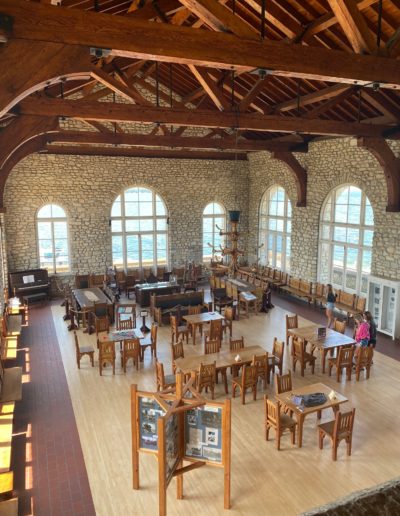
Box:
(146, 271, 159, 284)
(354, 313, 370, 359)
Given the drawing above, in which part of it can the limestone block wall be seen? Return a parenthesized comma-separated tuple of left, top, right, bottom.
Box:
(3, 154, 249, 282)
(247, 137, 400, 282)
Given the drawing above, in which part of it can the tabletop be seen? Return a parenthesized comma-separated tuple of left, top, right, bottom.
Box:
(276, 382, 348, 416)
(174, 344, 266, 373)
(100, 328, 144, 341)
(182, 312, 224, 324)
(289, 325, 355, 349)
(225, 278, 256, 292)
(72, 287, 113, 308)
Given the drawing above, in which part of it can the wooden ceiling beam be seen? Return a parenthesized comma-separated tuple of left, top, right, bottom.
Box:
(177, 0, 258, 38)
(273, 84, 351, 113)
(43, 145, 248, 160)
(361, 89, 400, 121)
(44, 130, 308, 151)
(2, 0, 400, 92)
(304, 86, 357, 118)
(327, 0, 376, 54)
(303, 0, 379, 38)
(188, 65, 230, 111)
(17, 98, 394, 137)
(357, 136, 400, 211)
(238, 76, 271, 112)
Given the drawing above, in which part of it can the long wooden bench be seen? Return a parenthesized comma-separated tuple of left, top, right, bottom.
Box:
(151, 291, 210, 325)
(281, 277, 313, 303)
(335, 291, 366, 322)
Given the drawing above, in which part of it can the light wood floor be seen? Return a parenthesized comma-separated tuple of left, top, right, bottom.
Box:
(51, 301, 400, 516)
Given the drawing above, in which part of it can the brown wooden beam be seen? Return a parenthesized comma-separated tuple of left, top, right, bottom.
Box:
(271, 151, 307, 207)
(304, 87, 356, 118)
(274, 84, 351, 113)
(327, 0, 376, 54)
(17, 98, 394, 137)
(188, 65, 230, 111)
(357, 136, 400, 211)
(2, 0, 400, 95)
(43, 130, 308, 151)
(43, 145, 247, 160)
(238, 76, 270, 112)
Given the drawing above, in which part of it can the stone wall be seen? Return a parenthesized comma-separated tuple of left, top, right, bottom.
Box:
(247, 137, 400, 282)
(3, 154, 249, 283)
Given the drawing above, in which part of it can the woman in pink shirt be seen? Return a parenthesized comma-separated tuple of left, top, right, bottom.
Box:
(354, 314, 370, 358)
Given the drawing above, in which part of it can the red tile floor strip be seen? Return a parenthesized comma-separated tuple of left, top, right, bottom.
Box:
(11, 302, 95, 516)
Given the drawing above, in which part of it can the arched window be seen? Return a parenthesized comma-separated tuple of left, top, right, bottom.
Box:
(111, 187, 168, 269)
(318, 185, 374, 295)
(202, 203, 226, 262)
(258, 186, 292, 271)
(37, 204, 69, 273)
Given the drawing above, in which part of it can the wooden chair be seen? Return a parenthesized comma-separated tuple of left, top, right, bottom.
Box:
(98, 339, 116, 376)
(125, 274, 136, 299)
(73, 331, 94, 369)
(274, 370, 292, 395)
(232, 364, 258, 405)
(229, 337, 244, 351)
(292, 336, 316, 377)
(187, 305, 203, 337)
(115, 303, 136, 329)
(268, 338, 284, 377)
(205, 338, 220, 355)
(204, 319, 223, 347)
(170, 315, 189, 344)
(318, 408, 356, 461)
(355, 346, 373, 381)
(195, 362, 216, 399)
(264, 395, 297, 450)
(171, 339, 184, 374)
(95, 315, 110, 338)
(140, 322, 158, 360)
(333, 318, 346, 334)
(286, 314, 298, 346)
(328, 345, 355, 382)
(156, 360, 175, 391)
(252, 352, 270, 389)
(121, 338, 140, 372)
(222, 306, 234, 338)
(118, 318, 133, 330)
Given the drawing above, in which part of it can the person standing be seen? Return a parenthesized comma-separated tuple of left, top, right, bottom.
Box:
(325, 284, 336, 328)
(363, 311, 377, 348)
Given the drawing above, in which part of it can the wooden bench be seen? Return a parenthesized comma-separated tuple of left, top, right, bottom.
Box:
(334, 290, 356, 322)
(22, 292, 47, 306)
(281, 277, 313, 303)
(310, 282, 326, 306)
(151, 291, 210, 326)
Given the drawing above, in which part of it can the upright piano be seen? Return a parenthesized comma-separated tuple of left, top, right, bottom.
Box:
(9, 269, 50, 299)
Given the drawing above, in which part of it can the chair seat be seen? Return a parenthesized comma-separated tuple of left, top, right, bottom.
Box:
(178, 325, 189, 333)
(279, 414, 297, 429)
(304, 352, 316, 362)
(318, 420, 349, 439)
(79, 345, 94, 353)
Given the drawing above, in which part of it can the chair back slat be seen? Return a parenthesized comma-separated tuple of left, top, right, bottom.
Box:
(229, 337, 244, 351)
(205, 338, 220, 355)
(286, 314, 298, 331)
(273, 338, 284, 363)
(275, 370, 292, 394)
(337, 345, 355, 367)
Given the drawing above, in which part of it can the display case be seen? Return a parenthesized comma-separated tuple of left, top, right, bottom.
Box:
(367, 276, 400, 340)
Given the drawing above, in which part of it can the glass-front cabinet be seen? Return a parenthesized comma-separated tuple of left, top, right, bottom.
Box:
(367, 276, 400, 339)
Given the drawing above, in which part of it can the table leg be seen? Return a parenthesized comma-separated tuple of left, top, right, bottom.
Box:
(322, 349, 327, 373)
(192, 324, 197, 346)
(297, 414, 305, 448)
(332, 405, 339, 415)
(317, 410, 322, 420)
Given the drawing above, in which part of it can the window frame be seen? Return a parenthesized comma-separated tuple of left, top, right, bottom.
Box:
(318, 184, 374, 295)
(202, 202, 226, 263)
(36, 203, 70, 274)
(110, 186, 169, 270)
(258, 185, 292, 272)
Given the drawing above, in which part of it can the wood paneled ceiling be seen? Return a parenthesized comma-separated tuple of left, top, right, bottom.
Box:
(0, 0, 399, 161)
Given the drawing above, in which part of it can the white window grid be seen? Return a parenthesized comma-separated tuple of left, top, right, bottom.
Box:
(36, 204, 70, 274)
(202, 202, 226, 263)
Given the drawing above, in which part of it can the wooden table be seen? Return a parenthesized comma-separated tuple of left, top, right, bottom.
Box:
(182, 312, 224, 346)
(225, 277, 256, 292)
(288, 325, 356, 373)
(276, 382, 348, 447)
(99, 328, 146, 362)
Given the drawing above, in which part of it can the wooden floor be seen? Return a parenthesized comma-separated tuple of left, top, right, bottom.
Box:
(51, 299, 400, 516)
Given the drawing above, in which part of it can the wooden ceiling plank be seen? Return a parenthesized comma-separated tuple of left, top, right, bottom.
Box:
(238, 76, 271, 112)
(177, 0, 258, 38)
(18, 97, 393, 137)
(3, 1, 400, 90)
(304, 86, 356, 118)
(91, 67, 153, 106)
(188, 65, 230, 111)
(327, 0, 376, 53)
(274, 83, 351, 112)
(361, 89, 400, 121)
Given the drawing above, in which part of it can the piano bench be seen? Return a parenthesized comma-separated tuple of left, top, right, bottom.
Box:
(22, 293, 48, 306)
